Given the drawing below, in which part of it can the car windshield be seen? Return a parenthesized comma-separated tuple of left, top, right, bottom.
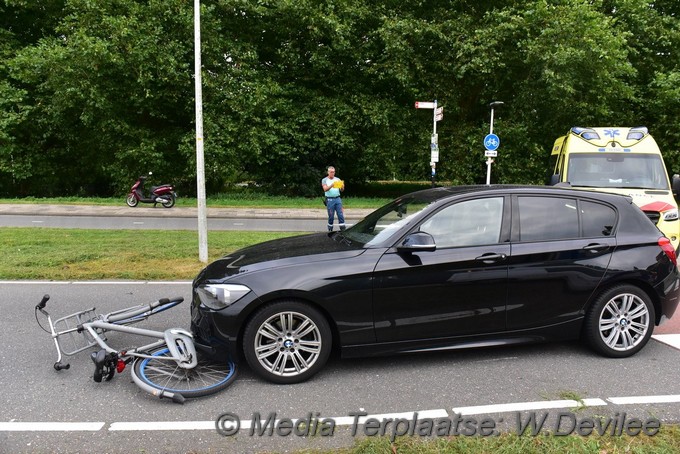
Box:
(343, 194, 433, 247)
(567, 154, 669, 190)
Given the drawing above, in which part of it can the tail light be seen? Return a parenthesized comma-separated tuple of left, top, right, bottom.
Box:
(658, 237, 677, 266)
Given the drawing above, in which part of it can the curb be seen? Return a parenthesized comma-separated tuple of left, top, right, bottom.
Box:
(0, 204, 374, 220)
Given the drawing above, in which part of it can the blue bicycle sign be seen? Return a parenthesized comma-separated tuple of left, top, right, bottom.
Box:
(484, 133, 500, 151)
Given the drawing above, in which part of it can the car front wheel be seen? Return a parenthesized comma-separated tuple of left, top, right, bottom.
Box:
(243, 301, 331, 384)
(584, 285, 655, 358)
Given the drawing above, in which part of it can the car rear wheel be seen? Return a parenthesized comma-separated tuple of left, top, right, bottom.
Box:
(243, 301, 331, 384)
(583, 285, 655, 358)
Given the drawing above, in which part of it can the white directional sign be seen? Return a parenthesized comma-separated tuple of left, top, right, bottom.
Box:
(415, 101, 436, 109)
(431, 144, 440, 162)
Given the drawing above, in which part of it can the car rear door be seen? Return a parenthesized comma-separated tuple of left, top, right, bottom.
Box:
(506, 195, 616, 330)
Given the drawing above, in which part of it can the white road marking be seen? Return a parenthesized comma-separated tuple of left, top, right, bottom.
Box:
(0, 281, 191, 285)
(652, 334, 680, 350)
(72, 281, 147, 285)
(0, 280, 71, 285)
(331, 409, 448, 426)
(0, 422, 104, 431)
(110, 421, 215, 431)
(452, 398, 607, 416)
(608, 394, 680, 405)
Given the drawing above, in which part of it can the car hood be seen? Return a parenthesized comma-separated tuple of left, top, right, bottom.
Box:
(195, 232, 365, 282)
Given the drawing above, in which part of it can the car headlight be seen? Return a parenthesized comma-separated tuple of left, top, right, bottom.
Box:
(663, 209, 679, 221)
(196, 284, 251, 310)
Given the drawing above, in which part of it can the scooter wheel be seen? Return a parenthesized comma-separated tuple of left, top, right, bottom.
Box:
(126, 194, 139, 207)
(161, 194, 176, 208)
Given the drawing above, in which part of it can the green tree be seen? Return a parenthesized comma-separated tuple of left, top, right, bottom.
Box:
(3, 0, 680, 196)
(4, 0, 195, 195)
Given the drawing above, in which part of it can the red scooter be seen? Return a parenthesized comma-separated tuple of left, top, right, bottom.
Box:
(125, 172, 177, 208)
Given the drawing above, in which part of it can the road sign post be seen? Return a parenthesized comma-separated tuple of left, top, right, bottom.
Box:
(485, 101, 504, 185)
(415, 100, 443, 187)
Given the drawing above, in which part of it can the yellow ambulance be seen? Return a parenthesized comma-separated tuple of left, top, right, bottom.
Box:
(549, 126, 680, 249)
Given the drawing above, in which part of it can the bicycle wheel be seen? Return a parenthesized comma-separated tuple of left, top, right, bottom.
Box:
(132, 347, 237, 398)
(113, 299, 183, 326)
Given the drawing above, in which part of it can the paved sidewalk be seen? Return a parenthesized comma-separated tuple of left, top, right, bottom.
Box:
(0, 203, 374, 220)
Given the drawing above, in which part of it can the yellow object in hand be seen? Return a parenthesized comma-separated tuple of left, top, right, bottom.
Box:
(333, 180, 344, 189)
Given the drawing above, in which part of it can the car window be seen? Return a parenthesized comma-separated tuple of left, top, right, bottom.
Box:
(346, 195, 433, 246)
(419, 197, 503, 247)
(580, 200, 616, 237)
(518, 197, 579, 241)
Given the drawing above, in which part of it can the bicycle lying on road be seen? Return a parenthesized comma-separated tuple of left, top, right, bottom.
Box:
(35, 294, 237, 404)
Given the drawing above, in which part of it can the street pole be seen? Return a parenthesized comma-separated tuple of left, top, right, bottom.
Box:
(414, 100, 441, 187)
(194, 0, 208, 263)
(431, 99, 437, 187)
(486, 101, 504, 185)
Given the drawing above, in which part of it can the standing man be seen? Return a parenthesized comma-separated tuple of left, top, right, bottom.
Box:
(321, 166, 345, 231)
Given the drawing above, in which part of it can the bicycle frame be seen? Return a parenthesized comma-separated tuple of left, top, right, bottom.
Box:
(36, 295, 195, 403)
(82, 321, 197, 367)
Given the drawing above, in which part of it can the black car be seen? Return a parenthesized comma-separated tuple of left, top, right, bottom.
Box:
(191, 185, 680, 384)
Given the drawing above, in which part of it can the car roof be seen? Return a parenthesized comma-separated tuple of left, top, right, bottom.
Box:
(408, 184, 632, 205)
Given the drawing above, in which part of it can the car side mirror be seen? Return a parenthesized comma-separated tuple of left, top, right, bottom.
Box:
(672, 174, 680, 199)
(549, 174, 560, 186)
(397, 232, 436, 253)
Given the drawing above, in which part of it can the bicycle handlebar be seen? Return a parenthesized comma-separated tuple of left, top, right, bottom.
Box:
(36, 294, 50, 310)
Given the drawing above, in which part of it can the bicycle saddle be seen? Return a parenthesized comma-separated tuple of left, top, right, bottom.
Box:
(91, 349, 116, 382)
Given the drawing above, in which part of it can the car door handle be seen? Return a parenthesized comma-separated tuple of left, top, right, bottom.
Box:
(583, 243, 610, 253)
(475, 253, 507, 264)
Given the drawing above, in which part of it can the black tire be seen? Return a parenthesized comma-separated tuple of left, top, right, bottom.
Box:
(126, 194, 139, 207)
(132, 347, 237, 398)
(583, 285, 655, 358)
(243, 301, 332, 384)
(161, 194, 176, 208)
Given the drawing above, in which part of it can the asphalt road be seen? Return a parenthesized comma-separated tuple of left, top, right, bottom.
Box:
(2, 282, 680, 453)
(0, 204, 374, 232)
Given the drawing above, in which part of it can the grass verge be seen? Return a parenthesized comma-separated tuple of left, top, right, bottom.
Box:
(0, 227, 301, 280)
(329, 425, 680, 453)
